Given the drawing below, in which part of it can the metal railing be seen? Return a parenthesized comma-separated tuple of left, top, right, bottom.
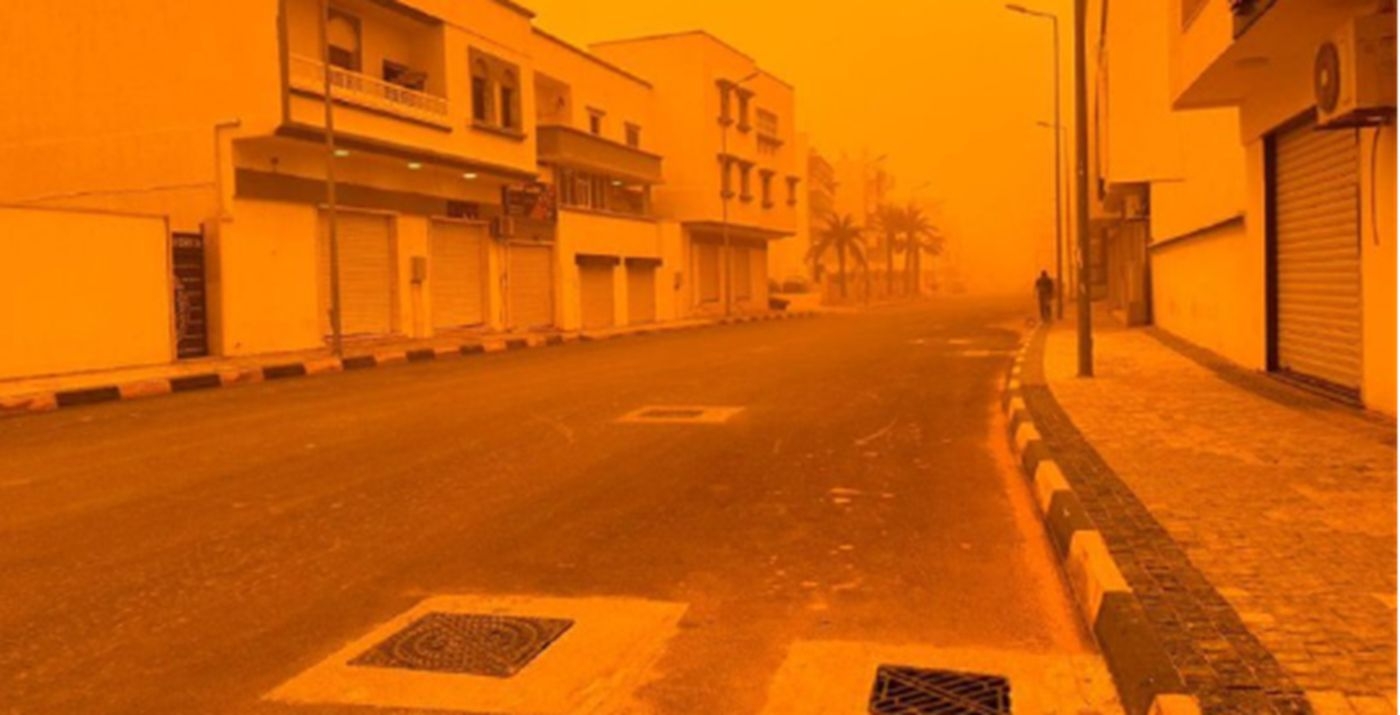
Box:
(289, 54, 450, 126)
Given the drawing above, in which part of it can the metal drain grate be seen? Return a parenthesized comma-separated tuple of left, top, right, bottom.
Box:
(617, 405, 745, 424)
(868, 665, 1011, 715)
(639, 408, 705, 419)
(349, 612, 573, 678)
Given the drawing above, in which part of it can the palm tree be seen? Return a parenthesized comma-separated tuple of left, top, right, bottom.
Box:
(900, 204, 943, 295)
(808, 213, 868, 301)
(873, 204, 907, 296)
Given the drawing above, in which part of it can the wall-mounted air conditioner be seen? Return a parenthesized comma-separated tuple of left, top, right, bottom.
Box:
(1315, 12, 1396, 129)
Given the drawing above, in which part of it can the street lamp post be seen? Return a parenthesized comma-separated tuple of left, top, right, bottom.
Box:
(1007, 4, 1064, 321)
(318, 0, 344, 357)
(720, 71, 761, 317)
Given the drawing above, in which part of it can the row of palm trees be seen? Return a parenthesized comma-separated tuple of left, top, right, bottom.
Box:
(808, 203, 943, 300)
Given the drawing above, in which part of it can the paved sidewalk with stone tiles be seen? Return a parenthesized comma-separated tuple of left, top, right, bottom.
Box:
(1035, 319, 1395, 714)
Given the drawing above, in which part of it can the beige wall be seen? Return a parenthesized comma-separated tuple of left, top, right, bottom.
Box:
(214, 199, 322, 356)
(1151, 220, 1264, 368)
(554, 208, 666, 330)
(529, 30, 655, 150)
(1359, 125, 1397, 413)
(0, 207, 173, 379)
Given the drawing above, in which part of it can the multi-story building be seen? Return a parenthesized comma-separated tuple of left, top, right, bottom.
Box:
(1087, 0, 1395, 413)
(806, 149, 838, 282)
(529, 28, 667, 331)
(0, 4, 802, 382)
(592, 31, 801, 316)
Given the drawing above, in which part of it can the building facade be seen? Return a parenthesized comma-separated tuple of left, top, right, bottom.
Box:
(0, 3, 798, 381)
(592, 31, 801, 317)
(1088, 0, 1396, 413)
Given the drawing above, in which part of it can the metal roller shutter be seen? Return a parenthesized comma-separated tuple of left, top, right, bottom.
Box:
(319, 211, 394, 337)
(429, 221, 486, 329)
(508, 243, 554, 329)
(626, 260, 658, 324)
(751, 244, 768, 304)
(733, 246, 752, 300)
(579, 259, 615, 330)
(1274, 119, 1361, 392)
(697, 242, 721, 303)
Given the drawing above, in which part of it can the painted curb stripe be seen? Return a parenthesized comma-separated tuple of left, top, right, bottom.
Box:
(1013, 421, 1042, 452)
(0, 312, 818, 420)
(342, 355, 377, 370)
(1044, 489, 1095, 559)
(1066, 530, 1132, 625)
(1032, 460, 1072, 514)
(262, 363, 307, 380)
(170, 373, 224, 392)
(1149, 694, 1202, 715)
(1095, 591, 1189, 715)
(55, 386, 121, 407)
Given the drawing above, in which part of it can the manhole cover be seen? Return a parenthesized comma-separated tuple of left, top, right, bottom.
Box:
(349, 612, 573, 678)
(868, 665, 1011, 715)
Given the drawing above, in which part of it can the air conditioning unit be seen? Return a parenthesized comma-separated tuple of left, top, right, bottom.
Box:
(1315, 12, 1396, 129)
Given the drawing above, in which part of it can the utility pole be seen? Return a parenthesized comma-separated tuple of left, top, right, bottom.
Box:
(1073, 0, 1094, 376)
(319, 0, 344, 357)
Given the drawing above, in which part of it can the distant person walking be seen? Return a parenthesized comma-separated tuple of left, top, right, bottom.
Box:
(1035, 270, 1055, 322)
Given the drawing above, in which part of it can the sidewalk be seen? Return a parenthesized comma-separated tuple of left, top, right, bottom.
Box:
(0, 311, 811, 417)
(1034, 320, 1396, 713)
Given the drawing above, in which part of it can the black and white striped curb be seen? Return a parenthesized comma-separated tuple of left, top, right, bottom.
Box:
(0, 310, 818, 420)
(1003, 330, 1201, 715)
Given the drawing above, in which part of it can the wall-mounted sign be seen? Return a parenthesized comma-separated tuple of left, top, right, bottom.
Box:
(501, 182, 557, 224)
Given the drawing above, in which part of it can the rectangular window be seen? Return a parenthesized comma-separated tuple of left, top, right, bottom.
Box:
(736, 91, 752, 132)
(756, 109, 778, 138)
(471, 76, 490, 122)
(786, 176, 800, 206)
(588, 109, 604, 136)
(739, 163, 753, 202)
(625, 123, 641, 148)
(383, 60, 425, 91)
(717, 83, 732, 125)
(327, 10, 361, 72)
(760, 171, 774, 208)
(720, 159, 734, 199)
(500, 85, 516, 128)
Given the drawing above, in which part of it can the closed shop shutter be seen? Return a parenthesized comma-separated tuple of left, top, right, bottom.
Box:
(733, 246, 752, 300)
(627, 260, 658, 324)
(508, 243, 554, 329)
(319, 211, 394, 337)
(429, 221, 487, 329)
(697, 242, 721, 303)
(1273, 119, 1361, 392)
(751, 244, 768, 304)
(579, 259, 615, 330)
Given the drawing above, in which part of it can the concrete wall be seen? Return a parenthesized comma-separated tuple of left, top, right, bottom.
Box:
(529, 29, 655, 150)
(214, 199, 322, 356)
(1150, 220, 1263, 367)
(0, 207, 173, 379)
(554, 208, 665, 330)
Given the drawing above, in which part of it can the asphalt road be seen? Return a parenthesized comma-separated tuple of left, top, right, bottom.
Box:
(0, 297, 1104, 714)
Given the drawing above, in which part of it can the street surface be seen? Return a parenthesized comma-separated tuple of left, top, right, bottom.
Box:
(0, 299, 1113, 714)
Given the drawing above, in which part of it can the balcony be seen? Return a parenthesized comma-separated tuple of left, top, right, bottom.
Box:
(289, 55, 450, 129)
(536, 125, 662, 184)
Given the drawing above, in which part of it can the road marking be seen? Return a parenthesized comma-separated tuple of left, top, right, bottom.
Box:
(617, 405, 745, 425)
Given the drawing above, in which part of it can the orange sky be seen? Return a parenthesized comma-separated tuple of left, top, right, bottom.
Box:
(525, 0, 1076, 293)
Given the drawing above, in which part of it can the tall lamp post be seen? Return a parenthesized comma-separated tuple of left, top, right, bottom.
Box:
(318, 0, 344, 357)
(720, 71, 761, 317)
(1007, 3, 1064, 321)
(1036, 119, 1069, 301)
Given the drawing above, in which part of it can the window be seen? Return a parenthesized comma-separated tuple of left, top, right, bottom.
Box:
(625, 123, 641, 148)
(469, 49, 521, 134)
(500, 84, 516, 128)
(717, 82, 733, 125)
(736, 90, 752, 132)
(588, 109, 604, 136)
(556, 168, 648, 216)
(756, 109, 778, 137)
(471, 60, 491, 123)
(720, 157, 735, 199)
(383, 60, 426, 91)
(739, 162, 753, 202)
(760, 170, 775, 208)
(786, 176, 801, 206)
(326, 10, 361, 71)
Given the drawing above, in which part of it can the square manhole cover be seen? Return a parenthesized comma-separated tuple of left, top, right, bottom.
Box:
(349, 612, 573, 678)
(869, 665, 1011, 715)
(617, 405, 745, 424)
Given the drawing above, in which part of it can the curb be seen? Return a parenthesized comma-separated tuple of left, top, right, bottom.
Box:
(1, 309, 819, 420)
(1003, 329, 1201, 715)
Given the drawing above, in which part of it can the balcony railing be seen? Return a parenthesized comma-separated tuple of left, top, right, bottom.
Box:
(288, 54, 450, 128)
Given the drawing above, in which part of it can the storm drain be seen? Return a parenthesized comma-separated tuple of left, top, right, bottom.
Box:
(617, 405, 745, 424)
(349, 612, 573, 678)
(868, 665, 1011, 715)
